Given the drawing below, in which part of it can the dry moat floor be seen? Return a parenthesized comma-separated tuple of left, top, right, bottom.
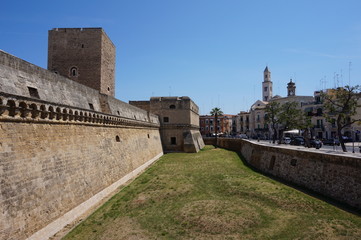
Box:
(63, 146, 361, 240)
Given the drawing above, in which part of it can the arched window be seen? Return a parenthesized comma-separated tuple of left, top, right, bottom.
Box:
(70, 67, 78, 77)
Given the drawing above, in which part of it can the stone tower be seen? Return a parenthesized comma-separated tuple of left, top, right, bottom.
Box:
(287, 79, 296, 96)
(262, 66, 273, 101)
(48, 28, 115, 96)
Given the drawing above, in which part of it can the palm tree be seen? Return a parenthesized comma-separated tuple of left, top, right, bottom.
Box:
(210, 107, 223, 147)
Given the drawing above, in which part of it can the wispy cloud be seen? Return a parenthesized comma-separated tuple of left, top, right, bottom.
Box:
(283, 48, 361, 59)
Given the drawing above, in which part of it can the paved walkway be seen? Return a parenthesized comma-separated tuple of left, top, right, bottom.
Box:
(248, 139, 361, 159)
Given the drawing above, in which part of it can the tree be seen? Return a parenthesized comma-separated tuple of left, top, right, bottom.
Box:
(297, 111, 313, 148)
(265, 101, 310, 144)
(278, 102, 305, 143)
(278, 102, 300, 130)
(264, 101, 281, 143)
(210, 107, 223, 147)
(321, 85, 361, 152)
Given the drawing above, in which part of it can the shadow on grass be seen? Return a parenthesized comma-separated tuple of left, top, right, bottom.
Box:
(226, 150, 361, 217)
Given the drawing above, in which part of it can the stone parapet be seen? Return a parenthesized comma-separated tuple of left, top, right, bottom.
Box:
(160, 123, 200, 130)
(0, 92, 159, 129)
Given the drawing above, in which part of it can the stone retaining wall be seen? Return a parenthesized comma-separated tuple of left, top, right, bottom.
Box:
(206, 138, 361, 210)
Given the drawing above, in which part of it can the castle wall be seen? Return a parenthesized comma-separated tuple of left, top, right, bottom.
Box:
(212, 138, 361, 210)
(107, 96, 158, 124)
(160, 128, 184, 152)
(0, 50, 164, 240)
(1, 50, 101, 111)
(0, 94, 163, 240)
(189, 100, 200, 126)
(0, 50, 152, 123)
(128, 101, 151, 113)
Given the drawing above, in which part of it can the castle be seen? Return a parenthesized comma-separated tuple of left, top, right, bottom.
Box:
(0, 28, 203, 240)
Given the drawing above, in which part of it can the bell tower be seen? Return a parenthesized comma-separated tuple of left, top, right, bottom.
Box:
(262, 66, 273, 101)
(287, 79, 296, 96)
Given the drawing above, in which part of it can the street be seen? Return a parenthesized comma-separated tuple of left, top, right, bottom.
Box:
(248, 139, 361, 157)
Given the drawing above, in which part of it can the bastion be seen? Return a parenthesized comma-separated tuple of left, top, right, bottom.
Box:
(130, 96, 205, 153)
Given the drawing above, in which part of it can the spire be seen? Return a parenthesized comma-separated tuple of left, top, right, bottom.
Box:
(262, 66, 273, 101)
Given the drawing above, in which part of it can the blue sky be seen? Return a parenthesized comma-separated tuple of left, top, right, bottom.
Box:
(1, 0, 361, 114)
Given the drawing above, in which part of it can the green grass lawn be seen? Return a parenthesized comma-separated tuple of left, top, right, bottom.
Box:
(63, 146, 361, 240)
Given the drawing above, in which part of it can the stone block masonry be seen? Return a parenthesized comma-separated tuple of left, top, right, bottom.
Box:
(130, 97, 205, 153)
(214, 138, 361, 210)
(0, 94, 163, 240)
(48, 28, 116, 96)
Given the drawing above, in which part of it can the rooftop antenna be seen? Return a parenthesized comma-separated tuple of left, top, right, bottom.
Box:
(320, 76, 327, 91)
(336, 73, 340, 87)
(340, 69, 343, 87)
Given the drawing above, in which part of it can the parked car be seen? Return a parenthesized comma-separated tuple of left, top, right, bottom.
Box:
(290, 137, 305, 146)
(322, 138, 340, 146)
(282, 137, 291, 144)
(310, 139, 322, 149)
(236, 134, 248, 139)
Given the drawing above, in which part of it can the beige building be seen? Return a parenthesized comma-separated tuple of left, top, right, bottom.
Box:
(130, 97, 204, 153)
(302, 90, 361, 140)
(235, 67, 361, 141)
